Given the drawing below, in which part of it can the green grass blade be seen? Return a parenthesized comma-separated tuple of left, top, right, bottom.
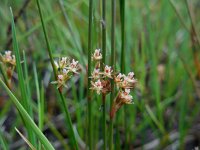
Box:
(23, 51, 33, 117)
(145, 105, 165, 135)
(33, 64, 44, 150)
(10, 7, 36, 146)
(0, 128, 8, 150)
(0, 78, 55, 150)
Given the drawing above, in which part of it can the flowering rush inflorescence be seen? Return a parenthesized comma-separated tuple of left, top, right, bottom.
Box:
(0, 51, 16, 86)
(0, 51, 16, 66)
(90, 49, 112, 95)
(51, 57, 80, 90)
(89, 49, 137, 118)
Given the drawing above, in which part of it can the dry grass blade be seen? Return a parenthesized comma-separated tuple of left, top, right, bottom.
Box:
(15, 127, 36, 150)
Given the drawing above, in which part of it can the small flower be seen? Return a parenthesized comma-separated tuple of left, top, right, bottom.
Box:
(58, 74, 64, 82)
(103, 65, 113, 78)
(5, 51, 12, 61)
(119, 89, 133, 104)
(121, 78, 129, 87)
(128, 72, 134, 79)
(126, 72, 137, 83)
(114, 73, 125, 87)
(115, 73, 124, 82)
(54, 57, 69, 70)
(92, 49, 102, 61)
(52, 57, 79, 89)
(110, 89, 133, 119)
(0, 51, 16, 66)
(60, 57, 68, 68)
(67, 59, 79, 73)
(90, 79, 103, 95)
(115, 73, 137, 89)
(91, 68, 100, 79)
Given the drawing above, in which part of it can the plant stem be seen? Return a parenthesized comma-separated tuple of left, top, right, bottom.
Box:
(119, 0, 128, 148)
(109, 0, 116, 149)
(102, 95, 106, 150)
(102, 0, 106, 149)
(36, 0, 79, 149)
(88, 0, 93, 149)
(120, 0, 125, 74)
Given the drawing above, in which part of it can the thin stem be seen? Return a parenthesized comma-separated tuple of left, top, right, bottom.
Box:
(120, 0, 125, 74)
(59, 92, 79, 150)
(88, 0, 93, 149)
(119, 0, 128, 148)
(36, 0, 79, 149)
(36, 0, 56, 77)
(109, 0, 116, 149)
(102, 0, 106, 149)
(102, 95, 106, 150)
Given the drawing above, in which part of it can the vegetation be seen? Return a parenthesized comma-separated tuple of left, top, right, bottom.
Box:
(0, 0, 200, 149)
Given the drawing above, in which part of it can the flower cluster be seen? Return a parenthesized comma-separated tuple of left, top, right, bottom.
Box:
(91, 49, 102, 61)
(89, 49, 137, 118)
(111, 72, 137, 118)
(0, 51, 16, 66)
(0, 51, 16, 88)
(90, 49, 112, 95)
(51, 57, 79, 89)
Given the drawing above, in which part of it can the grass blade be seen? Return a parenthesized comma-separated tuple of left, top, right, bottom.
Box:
(0, 78, 55, 150)
(0, 127, 8, 150)
(10, 7, 36, 146)
(15, 128, 36, 150)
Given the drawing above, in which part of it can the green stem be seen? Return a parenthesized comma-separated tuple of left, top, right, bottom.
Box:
(120, 0, 125, 74)
(119, 0, 128, 148)
(102, 95, 106, 150)
(36, 0, 79, 149)
(109, 0, 116, 149)
(102, 0, 106, 149)
(88, 0, 93, 149)
(59, 92, 79, 150)
(36, 0, 56, 77)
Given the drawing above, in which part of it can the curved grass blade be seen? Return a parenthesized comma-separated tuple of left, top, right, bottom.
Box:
(0, 78, 55, 150)
(10, 7, 36, 146)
